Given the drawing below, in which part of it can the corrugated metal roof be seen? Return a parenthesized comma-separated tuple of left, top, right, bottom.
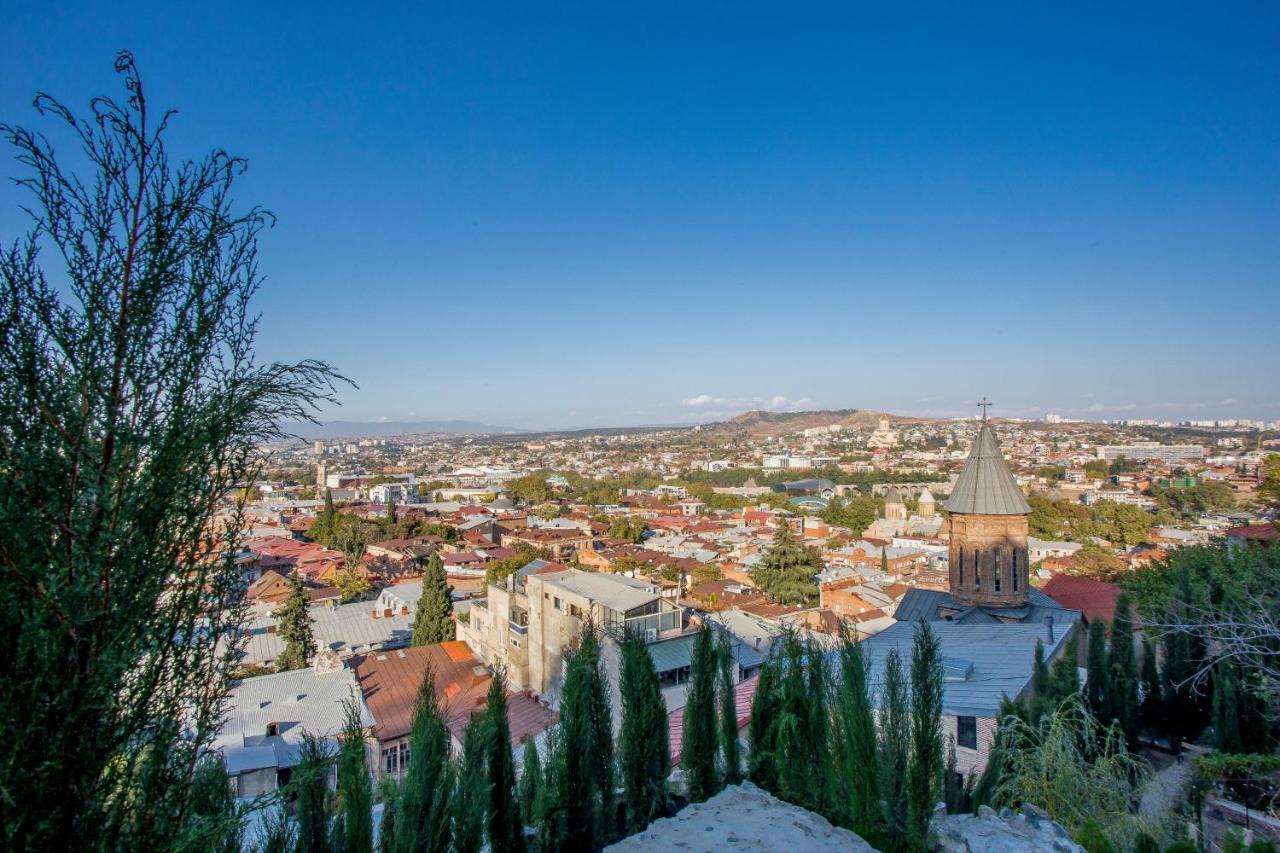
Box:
(858, 621, 1073, 717)
(894, 587, 1081, 627)
(644, 631, 765, 676)
(943, 423, 1031, 515)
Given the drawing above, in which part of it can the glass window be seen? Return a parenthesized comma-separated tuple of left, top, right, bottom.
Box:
(958, 548, 964, 586)
(1012, 550, 1019, 592)
(994, 550, 1002, 592)
(957, 715, 978, 750)
(973, 549, 981, 588)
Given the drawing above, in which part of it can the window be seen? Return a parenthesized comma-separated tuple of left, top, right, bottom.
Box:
(265, 722, 279, 737)
(973, 549, 981, 588)
(957, 548, 964, 586)
(957, 715, 977, 750)
(1012, 550, 1019, 592)
(994, 550, 1002, 592)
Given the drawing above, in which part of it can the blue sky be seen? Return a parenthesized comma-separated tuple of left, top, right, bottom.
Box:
(3, 3, 1278, 429)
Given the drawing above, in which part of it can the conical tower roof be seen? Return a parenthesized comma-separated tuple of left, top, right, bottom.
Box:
(943, 423, 1030, 515)
(918, 487, 935, 503)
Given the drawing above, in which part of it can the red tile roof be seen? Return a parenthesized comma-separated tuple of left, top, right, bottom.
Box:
(1041, 573, 1120, 624)
(669, 674, 759, 766)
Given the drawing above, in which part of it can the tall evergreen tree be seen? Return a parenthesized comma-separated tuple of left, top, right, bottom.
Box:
(1051, 652, 1081, 702)
(294, 733, 332, 853)
(1085, 618, 1110, 725)
(386, 493, 398, 526)
(276, 571, 316, 671)
(325, 486, 337, 521)
(396, 670, 453, 853)
(518, 739, 544, 830)
(747, 652, 782, 791)
(618, 630, 670, 834)
(542, 626, 615, 851)
(1212, 658, 1244, 754)
(453, 713, 488, 853)
(1108, 594, 1139, 750)
(717, 630, 744, 786)
(773, 630, 825, 811)
(377, 777, 398, 853)
(880, 546, 889, 575)
(0, 60, 344, 847)
(907, 621, 944, 850)
(484, 675, 525, 853)
(1139, 635, 1162, 735)
(412, 552, 455, 647)
(877, 647, 910, 846)
(335, 699, 373, 853)
(832, 630, 880, 841)
(682, 623, 721, 802)
(752, 523, 822, 606)
(1161, 564, 1210, 751)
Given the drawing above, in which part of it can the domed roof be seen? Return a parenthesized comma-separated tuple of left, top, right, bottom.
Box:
(918, 487, 935, 503)
(943, 423, 1030, 515)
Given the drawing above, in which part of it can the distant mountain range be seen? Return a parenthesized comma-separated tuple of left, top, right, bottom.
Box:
(280, 419, 523, 439)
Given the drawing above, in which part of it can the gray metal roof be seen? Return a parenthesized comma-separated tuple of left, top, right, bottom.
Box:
(858, 620, 1073, 717)
(942, 423, 1031, 515)
(894, 587, 1081, 628)
(645, 631, 765, 675)
(241, 601, 415, 665)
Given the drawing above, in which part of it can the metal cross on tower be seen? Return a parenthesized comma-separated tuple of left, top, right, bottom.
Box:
(977, 397, 993, 420)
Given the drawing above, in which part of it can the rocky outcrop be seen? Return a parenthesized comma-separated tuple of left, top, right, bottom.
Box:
(930, 803, 1083, 853)
(604, 782, 877, 852)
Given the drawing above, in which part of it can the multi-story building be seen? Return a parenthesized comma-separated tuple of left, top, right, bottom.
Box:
(1095, 443, 1203, 463)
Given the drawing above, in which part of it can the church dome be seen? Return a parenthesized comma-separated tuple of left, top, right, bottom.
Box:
(883, 485, 903, 504)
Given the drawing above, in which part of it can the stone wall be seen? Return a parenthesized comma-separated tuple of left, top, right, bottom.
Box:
(947, 512, 1030, 608)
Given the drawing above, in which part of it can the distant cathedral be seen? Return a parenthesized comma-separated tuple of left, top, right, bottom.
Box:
(868, 415, 898, 448)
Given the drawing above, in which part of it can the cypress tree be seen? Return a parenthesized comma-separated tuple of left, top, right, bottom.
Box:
(275, 571, 315, 671)
(518, 739, 543, 830)
(396, 668, 453, 853)
(618, 630, 670, 834)
(412, 552, 454, 647)
(774, 630, 821, 810)
(877, 647, 910, 845)
(801, 639, 832, 814)
(1028, 639, 1052, 723)
(832, 631, 880, 841)
(682, 623, 721, 802)
(293, 733, 332, 853)
(386, 493, 398, 526)
(747, 652, 781, 791)
(1212, 658, 1243, 754)
(335, 699, 373, 853)
(1085, 618, 1110, 725)
(1051, 651, 1081, 702)
(454, 713, 487, 853)
(544, 626, 615, 850)
(325, 486, 336, 520)
(377, 777, 398, 853)
(1139, 635, 1162, 735)
(717, 630, 743, 786)
(484, 675, 525, 853)
(1108, 593, 1139, 750)
(906, 620, 944, 851)
(880, 546, 889, 576)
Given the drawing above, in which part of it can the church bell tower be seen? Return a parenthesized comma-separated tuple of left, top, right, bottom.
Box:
(944, 400, 1031, 609)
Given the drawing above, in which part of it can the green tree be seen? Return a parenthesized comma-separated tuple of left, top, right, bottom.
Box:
(541, 626, 615, 850)
(877, 648, 910, 846)
(454, 713, 488, 853)
(907, 621, 944, 850)
(682, 623, 721, 802)
(377, 777, 398, 853)
(386, 493, 398, 525)
(1139, 635, 1162, 735)
(618, 630, 670, 833)
(178, 754, 243, 853)
(412, 552, 455, 646)
(831, 631, 880, 841)
(396, 670, 453, 853)
(518, 739, 543, 830)
(294, 733, 332, 853)
(484, 674, 525, 853)
(752, 523, 822, 606)
(747, 652, 782, 791)
(1259, 453, 1280, 511)
(717, 631, 743, 786)
(0, 54, 344, 850)
(1107, 594, 1139, 750)
(335, 700, 373, 853)
(1085, 618, 1110, 725)
(276, 572, 317, 671)
(336, 565, 373, 604)
(607, 516, 648, 543)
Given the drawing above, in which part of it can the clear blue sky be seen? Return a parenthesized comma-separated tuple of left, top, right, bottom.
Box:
(3, 3, 1278, 429)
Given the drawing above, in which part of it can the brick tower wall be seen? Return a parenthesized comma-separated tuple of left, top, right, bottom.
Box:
(948, 512, 1030, 608)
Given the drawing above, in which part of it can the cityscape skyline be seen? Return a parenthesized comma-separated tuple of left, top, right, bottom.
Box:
(2, 3, 1277, 430)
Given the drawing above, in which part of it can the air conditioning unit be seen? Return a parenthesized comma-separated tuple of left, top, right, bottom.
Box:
(645, 628, 658, 643)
